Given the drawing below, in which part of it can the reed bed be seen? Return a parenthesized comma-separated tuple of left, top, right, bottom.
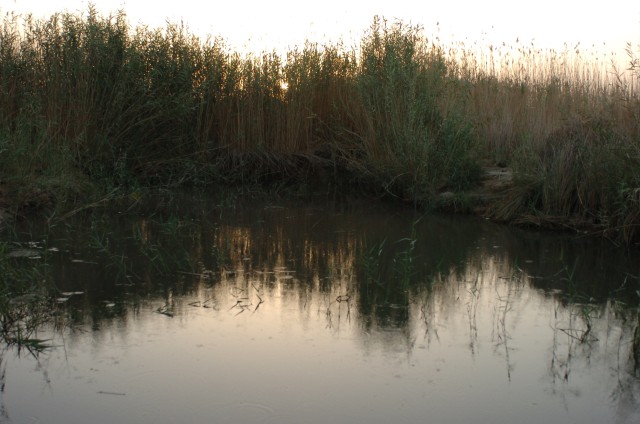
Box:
(459, 41, 640, 241)
(0, 8, 639, 241)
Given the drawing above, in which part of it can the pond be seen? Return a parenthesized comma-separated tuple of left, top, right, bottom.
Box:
(1, 193, 640, 424)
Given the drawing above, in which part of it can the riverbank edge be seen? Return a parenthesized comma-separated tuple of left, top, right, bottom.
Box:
(1, 163, 632, 245)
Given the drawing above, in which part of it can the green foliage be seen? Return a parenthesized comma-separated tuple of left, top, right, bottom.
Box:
(0, 7, 638, 242)
(0, 9, 480, 208)
(355, 18, 479, 200)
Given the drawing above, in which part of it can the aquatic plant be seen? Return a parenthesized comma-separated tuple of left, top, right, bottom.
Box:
(0, 242, 59, 354)
(359, 237, 386, 287)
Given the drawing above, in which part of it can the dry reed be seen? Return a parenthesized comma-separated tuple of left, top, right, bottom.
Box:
(0, 7, 638, 241)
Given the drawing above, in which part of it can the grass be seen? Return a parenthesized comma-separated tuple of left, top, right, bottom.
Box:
(0, 7, 639, 241)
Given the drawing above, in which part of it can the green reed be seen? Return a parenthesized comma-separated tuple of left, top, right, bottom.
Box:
(0, 7, 639, 241)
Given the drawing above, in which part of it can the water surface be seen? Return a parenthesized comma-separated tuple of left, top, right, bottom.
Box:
(2, 194, 640, 423)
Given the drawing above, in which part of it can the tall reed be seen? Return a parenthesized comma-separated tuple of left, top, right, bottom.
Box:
(0, 7, 638, 241)
(461, 41, 640, 241)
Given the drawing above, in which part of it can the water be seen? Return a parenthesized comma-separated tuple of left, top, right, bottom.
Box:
(2, 193, 640, 424)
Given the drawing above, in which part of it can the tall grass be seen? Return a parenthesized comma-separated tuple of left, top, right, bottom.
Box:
(352, 18, 479, 201)
(361, 25, 640, 239)
(0, 7, 639, 241)
(444, 38, 640, 240)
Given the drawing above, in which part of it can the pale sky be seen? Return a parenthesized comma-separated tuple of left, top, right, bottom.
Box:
(2, 0, 639, 61)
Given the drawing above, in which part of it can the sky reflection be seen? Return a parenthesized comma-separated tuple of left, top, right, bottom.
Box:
(2, 196, 639, 423)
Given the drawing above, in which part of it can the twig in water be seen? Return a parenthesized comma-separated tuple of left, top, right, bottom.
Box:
(155, 305, 174, 317)
(253, 294, 264, 313)
(229, 287, 245, 297)
(228, 300, 243, 311)
(97, 390, 126, 396)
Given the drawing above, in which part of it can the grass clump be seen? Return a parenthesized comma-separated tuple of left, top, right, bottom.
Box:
(491, 115, 640, 241)
(353, 18, 480, 203)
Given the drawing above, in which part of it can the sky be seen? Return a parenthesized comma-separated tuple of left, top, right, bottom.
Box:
(2, 0, 639, 63)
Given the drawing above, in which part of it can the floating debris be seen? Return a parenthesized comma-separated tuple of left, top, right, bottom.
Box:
(336, 295, 351, 303)
(8, 249, 41, 258)
(97, 391, 126, 396)
(61, 291, 84, 296)
(155, 305, 174, 317)
(228, 287, 245, 297)
(7, 337, 52, 352)
(202, 298, 218, 309)
(71, 259, 99, 264)
(9, 294, 38, 305)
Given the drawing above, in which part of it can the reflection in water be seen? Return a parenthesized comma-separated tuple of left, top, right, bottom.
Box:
(2, 194, 640, 423)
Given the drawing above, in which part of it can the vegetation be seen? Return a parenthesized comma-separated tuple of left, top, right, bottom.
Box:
(0, 7, 639, 241)
(0, 241, 60, 354)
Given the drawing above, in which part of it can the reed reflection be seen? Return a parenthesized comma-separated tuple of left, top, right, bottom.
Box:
(12, 195, 639, 421)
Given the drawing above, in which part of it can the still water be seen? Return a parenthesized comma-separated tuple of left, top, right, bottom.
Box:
(2, 194, 640, 423)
